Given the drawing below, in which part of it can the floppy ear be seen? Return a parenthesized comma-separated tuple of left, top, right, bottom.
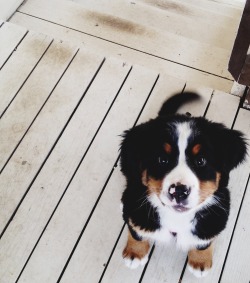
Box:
(207, 122, 247, 172)
(120, 119, 163, 182)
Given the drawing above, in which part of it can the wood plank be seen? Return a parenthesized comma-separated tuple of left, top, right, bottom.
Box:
(0, 48, 103, 236)
(8, 65, 158, 283)
(220, 117, 250, 283)
(153, 0, 243, 17)
(10, 12, 234, 93)
(0, 51, 107, 282)
(0, 31, 52, 117)
(181, 109, 250, 282)
(0, 0, 24, 20)
(207, 0, 245, 9)
(133, 0, 242, 23)
(71, 0, 236, 50)
(205, 91, 240, 127)
(0, 22, 27, 69)
(18, 0, 233, 78)
(58, 75, 186, 283)
(0, 40, 77, 171)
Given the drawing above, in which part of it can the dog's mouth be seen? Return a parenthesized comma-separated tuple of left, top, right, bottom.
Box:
(160, 200, 190, 213)
(172, 204, 190, 212)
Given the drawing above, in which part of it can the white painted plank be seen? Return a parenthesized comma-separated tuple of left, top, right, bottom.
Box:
(221, 134, 250, 282)
(18, 0, 233, 78)
(59, 74, 186, 283)
(15, 65, 158, 283)
(0, 31, 52, 116)
(138, 0, 243, 20)
(181, 109, 250, 282)
(207, 0, 245, 9)
(10, 12, 234, 93)
(0, 22, 27, 68)
(0, 40, 77, 171)
(0, 48, 103, 236)
(152, 0, 243, 17)
(70, 0, 237, 50)
(206, 91, 240, 128)
(72, 0, 240, 26)
(0, 56, 129, 283)
(0, 0, 24, 20)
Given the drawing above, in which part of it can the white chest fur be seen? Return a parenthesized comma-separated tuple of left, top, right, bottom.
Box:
(140, 196, 210, 251)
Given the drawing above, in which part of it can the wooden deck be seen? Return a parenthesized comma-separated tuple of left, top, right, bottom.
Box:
(0, 0, 250, 282)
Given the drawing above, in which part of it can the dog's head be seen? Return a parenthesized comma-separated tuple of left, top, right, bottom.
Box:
(120, 115, 247, 213)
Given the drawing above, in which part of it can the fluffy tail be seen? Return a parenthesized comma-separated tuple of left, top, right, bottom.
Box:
(158, 92, 200, 116)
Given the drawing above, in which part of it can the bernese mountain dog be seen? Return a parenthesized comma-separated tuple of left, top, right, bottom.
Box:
(120, 92, 247, 277)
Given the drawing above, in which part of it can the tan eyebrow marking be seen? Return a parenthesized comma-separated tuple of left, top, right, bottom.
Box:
(164, 143, 172, 154)
(192, 144, 201, 155)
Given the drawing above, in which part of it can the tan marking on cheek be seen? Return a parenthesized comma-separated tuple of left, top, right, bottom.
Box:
(123, 229, 150, 260)
(142, 170, 163, 196)
(142, 170, 148, 186)
(164, 143, 172, 154)
(199, 172, 221, 203)
(192, 144, 201, 155)
(146, 178, 163, 199)
(188, 243, 213, 271)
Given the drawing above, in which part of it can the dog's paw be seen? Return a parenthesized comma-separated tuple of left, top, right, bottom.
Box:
(187, 263, 210, 278)
(123, 254, 148, 269)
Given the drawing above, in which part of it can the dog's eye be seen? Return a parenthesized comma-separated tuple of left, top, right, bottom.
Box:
(158, 156, 169, 165)
(195, 157, 207, 167)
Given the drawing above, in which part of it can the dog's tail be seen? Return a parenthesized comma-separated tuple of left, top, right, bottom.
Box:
(158, 92, 200, 117)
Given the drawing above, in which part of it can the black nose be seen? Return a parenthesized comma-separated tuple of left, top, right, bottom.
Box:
(168, 184, 191, 203)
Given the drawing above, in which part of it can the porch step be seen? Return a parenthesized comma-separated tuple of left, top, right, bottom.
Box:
(0, 20, 250, 283)
(9, 0, 244, 92)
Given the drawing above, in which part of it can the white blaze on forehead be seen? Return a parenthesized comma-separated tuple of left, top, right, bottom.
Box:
(176, 122, 192, 162)
(158, 121, 200, 209)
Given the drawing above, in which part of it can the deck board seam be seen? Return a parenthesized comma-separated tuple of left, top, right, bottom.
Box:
(58, 72, 160, 282)
(218, 173, 250, 282)
(0, 42, 77, 175)
(0, 49, 83, 237)
(0, 24, 28, 70)
(0, 35, 53, 120)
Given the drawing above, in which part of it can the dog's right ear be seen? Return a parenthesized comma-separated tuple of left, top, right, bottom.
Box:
(120, 119, 162, 182)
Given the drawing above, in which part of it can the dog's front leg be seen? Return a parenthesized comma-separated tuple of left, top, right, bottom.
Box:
(187, 243, 213, 278)
(123, 228, 150, 269)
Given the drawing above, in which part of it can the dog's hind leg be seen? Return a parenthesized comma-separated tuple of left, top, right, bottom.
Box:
(122, 229, 150, 269)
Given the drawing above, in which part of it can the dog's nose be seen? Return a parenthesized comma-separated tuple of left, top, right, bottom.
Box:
(168, 183, 191, 203)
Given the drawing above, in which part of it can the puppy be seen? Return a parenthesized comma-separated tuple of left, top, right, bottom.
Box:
(120, 92, 247, 277)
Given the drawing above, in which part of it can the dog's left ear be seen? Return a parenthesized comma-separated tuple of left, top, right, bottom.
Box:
(207, 122, 247, 172)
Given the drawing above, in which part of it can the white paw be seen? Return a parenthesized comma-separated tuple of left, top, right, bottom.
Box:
(188, 264, 210, 278)
(124, 255, 148, 269)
